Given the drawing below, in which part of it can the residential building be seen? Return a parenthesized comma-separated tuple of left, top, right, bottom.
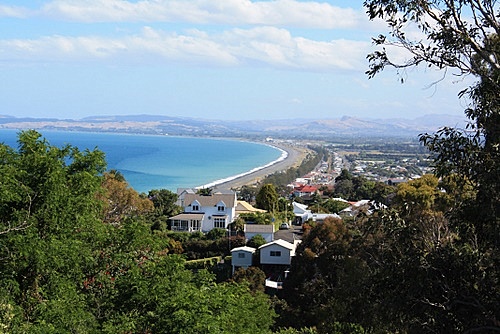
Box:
(259, 239, 300, 266)
(292, 201, 341, 224)
(293, 184, 318, 198)
(244, 224, 275, 243)
(235, 200, 266, 215)
(169, 191, 237, 232)
(230, 246, 256, 274)
(292, 202, 310, 225)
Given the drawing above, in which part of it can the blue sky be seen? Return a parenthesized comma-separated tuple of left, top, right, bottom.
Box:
(0, 0, 469, 120)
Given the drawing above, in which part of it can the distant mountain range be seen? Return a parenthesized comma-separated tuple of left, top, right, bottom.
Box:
(0, 114, 467, 140)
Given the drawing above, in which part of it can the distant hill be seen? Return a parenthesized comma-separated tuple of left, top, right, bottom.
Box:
(0, 114, 467, 140)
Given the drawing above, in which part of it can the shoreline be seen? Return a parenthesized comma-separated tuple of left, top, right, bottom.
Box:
(202, 143, 308, 190)
(0, 128, 307, 192)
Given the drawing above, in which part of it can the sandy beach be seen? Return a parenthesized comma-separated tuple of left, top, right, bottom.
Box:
(212, 143, 308, 190)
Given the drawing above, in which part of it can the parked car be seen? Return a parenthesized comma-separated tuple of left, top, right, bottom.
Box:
(279, 223, 290, 230)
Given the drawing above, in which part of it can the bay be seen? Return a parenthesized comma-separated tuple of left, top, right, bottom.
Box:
(0, 129, 283, 193)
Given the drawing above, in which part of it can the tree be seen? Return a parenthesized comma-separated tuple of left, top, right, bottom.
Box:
(238, 185, 258, 203)
(365, 0, 500, 83)
(148, 188, 181, 218)
(364, 0, 500, 238)
(197, 187, 213, 196)
(0, 130, 108, 331)
(335, 169, 352, 182)
(322, 199, 350, 214)
(280, 218, 370, 332)
(103, 256, 275, 334)
(256, 184, 279, 212)
(364, 2, 500, 331)
(205, 227, 227, 240)
(333, 179, 354, 200)
(100, 171, 154, 225)
(232, 267, 266, 293)
(247, 234, 267, 249)
(147, 188, 182, 231)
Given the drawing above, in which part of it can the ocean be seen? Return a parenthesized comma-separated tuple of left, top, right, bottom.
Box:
(0, 129, 284, 193)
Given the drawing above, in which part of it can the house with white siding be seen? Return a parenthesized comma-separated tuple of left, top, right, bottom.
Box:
(259, 239, 301, 266)
(169, 191, 237, 233)
(292, 201, 341, 224)
(230, 246, 256, 274)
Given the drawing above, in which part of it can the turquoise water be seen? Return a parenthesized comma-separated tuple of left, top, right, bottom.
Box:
(0, 130, 283, 193)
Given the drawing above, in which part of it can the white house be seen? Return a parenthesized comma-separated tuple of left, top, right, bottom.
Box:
(244, 224, 275, 243)
(259, 239, 301, 266)
(169, 191, 237, 232)
(230, 246, 256, 274)
(292, 201, 341, 224)
(292, 202, 310, 224)
(311, 213, 341, 223)
(339, 199, 386, 217)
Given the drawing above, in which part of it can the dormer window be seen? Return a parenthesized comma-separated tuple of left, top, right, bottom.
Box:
(190, 200, 201, 211)
(216, 200, 226, 212)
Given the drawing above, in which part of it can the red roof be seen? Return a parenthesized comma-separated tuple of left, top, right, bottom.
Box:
(294, 185, 318, 193)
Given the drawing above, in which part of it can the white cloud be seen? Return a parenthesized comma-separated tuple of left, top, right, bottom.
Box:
(0, 26, 372, 71)
(0, 5, 32, 18)
(40, 0, 364, 28)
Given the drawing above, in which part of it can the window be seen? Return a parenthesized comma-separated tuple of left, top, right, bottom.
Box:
(238, 253, 246, 258)
(213, 217, 226, 228)
(192, 204, 199, 211)
(172, 220, 188, 231)
(217, 205, 225, 212)
(270, 251, 282, 257)
(191, 220, 201, 231)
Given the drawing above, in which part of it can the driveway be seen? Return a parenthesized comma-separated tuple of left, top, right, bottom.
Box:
(274, 225, 303, 243)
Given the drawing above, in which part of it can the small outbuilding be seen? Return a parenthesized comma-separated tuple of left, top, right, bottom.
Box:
(230, 246, 256, 274)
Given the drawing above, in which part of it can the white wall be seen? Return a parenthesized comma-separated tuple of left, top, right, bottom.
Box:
(231, 250, 254, 268)
(260, 244, 292, 265)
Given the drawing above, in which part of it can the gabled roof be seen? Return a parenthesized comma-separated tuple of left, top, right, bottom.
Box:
(231, 246, 256, 253)
(183, 192, 236, 208)
(294, 185, 318, 193)
(236, 201, 266, 213)
(177, 188, 196, 195)
(353, 199, 371, 207)
(259, 239, 295, 250)
(244, 224, 274, 234)
(293, 202, 308, 210)
(292, 202, 309, 214)
(312, 213, 341, 220)
(331, 197, 348, 203)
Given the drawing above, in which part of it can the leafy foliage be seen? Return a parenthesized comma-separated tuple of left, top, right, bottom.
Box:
(100, 171, 154, 225)
(0, 130, 108, 332)
(232, 266, 267, 293)
(333, 169, 395, 202)
(256, 184, 279, 212)
(364, 0, 500, 82)
(0, 131, 276, 333)
(360, 3, 500, 331)
(247, 234, 267, 248)
(281, 171, 498, 333)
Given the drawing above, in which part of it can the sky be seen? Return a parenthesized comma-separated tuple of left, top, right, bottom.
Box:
(0, 0, 471, 121)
